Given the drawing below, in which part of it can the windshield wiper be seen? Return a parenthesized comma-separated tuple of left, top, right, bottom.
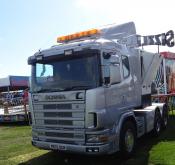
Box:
(63, 85, 92, 91)
(35, 88, 64, 93)
(34, 86, 91, 93)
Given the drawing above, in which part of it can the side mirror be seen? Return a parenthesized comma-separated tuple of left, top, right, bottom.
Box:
(109, 55, 121, 84)
(103, 54, 121, 86)
(110, 64, 121, 84)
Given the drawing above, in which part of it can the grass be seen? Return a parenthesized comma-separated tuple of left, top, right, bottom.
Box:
(135, 115, 175, 165)
(0, 123, 48, 165)
(0, 115, 175, 165)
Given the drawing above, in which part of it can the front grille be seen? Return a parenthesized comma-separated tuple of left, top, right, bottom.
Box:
(43, 104, 71, 110)
(44, 120, 73, 125)
(44, 112, 72, 117)
(45, 132, 74, 138)
(34, 102, 85, 144)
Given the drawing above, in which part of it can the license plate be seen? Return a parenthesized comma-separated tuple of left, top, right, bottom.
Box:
(50, 144, 66, 150)
(50, 144, 58, 150)
(58, 145, 66, 150)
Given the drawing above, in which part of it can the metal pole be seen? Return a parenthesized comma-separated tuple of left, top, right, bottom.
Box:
(163, 58, 167, 94)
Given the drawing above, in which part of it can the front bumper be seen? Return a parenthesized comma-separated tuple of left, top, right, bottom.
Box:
(32, 140, 111, 155)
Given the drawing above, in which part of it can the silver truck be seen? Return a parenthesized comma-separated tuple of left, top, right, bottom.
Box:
(28, 22, 172, 156)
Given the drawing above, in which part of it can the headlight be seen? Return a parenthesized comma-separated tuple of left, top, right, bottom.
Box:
(86, 135, 99, 143)
(86, 134, 109, 143)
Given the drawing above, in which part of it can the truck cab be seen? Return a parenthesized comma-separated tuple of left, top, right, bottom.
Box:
(28, 22, 169, 155)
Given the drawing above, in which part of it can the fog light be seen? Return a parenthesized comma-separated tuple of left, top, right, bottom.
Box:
(87, 148, 92, 152)
(86, 147, 99, 152)
(94, 148, 99, 152)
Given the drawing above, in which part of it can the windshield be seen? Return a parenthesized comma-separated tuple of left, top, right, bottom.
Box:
(31, 54, 100, 92)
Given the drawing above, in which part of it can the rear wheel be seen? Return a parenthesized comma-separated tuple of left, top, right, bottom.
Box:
(153, 110, 161, 136)
(162, 105, 168, 129)
(119, 121, 136, 157)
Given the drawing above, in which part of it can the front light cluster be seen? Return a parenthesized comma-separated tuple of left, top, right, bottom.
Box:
(86, 134, 109, 143)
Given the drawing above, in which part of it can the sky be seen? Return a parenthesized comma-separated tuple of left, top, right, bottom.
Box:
(0, 0, 175, 77)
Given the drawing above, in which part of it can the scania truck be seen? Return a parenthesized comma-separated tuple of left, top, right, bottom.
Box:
(28, 22, 174, 156)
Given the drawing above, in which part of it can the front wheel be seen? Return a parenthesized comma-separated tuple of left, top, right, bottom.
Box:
(119, 121, 136, 157)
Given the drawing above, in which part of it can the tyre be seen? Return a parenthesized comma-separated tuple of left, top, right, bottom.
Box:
(162, 105, 168, 129)
(119, 121, 136, 157)
(152, 110, 161, 136)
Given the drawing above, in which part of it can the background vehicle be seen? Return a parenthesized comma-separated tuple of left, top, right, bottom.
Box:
(28, 22, 174, 156)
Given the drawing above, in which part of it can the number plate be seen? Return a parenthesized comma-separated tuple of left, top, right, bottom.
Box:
(58, 145, 66, 150)
(50, 144, 58, 150)
(50, 144, 66, 150)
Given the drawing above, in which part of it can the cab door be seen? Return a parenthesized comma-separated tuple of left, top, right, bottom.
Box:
(120, 55, 135, 107)
(104, 54, 135, 125)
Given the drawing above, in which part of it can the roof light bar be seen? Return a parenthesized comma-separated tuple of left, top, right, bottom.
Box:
(57, 29, 100, 42)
